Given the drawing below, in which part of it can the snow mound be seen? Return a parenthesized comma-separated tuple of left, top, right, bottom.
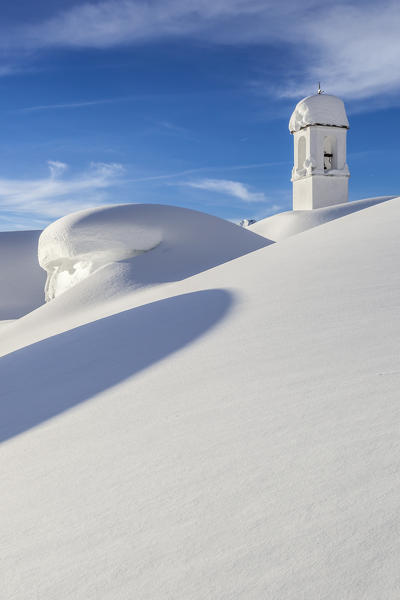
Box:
(289, 93, 349, 133)
(0, 230, 45, 319)
(38, 203, 270, 301)
(3, 198, 400, 598)
(250, 196, 397, 241)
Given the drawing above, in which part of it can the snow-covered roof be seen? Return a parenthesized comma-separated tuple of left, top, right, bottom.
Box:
(38, 203, 269, 301)
(289, 93, 349, 133)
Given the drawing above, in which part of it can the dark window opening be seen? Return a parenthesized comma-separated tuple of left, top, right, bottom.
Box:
(324, 152, 333, 171)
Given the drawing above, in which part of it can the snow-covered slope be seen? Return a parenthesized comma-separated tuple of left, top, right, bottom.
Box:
(2, 198, 400, 599)
(0, 230, 45, 319)
(250, 195, 397, 241)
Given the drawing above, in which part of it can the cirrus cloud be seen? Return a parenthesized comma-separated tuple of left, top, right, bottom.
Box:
(0, 161, 125, 227)
(0, 0, 399, 101)
(183, 178, 267, 202)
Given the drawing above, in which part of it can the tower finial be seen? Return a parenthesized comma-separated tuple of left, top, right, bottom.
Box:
(317, 82, 323, 94)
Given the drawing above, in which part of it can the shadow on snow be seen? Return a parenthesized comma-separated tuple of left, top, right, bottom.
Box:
(0, 288, 233, 443)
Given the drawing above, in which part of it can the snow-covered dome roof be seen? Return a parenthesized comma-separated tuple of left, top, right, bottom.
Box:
(38, 203, 269, 301)
(289, 94, 349, 133)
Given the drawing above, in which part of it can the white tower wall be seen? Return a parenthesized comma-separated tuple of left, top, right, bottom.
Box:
(292, 174, 349, 210)
(289, 94, 350, 211)
(292, 125, 349, 210)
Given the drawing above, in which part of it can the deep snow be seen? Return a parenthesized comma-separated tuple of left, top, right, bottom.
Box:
(2, 198, 400, 599)
(249, 195, 396, 241)
(289, 93, 349, 132)
(38, 203, 270, 300)
(0, 230, 45, 319)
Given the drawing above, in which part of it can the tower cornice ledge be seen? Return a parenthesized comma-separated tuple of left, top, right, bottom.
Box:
(289, 123, 350, 134)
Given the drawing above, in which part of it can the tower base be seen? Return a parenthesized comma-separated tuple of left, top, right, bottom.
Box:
(292, 175, 348, 210)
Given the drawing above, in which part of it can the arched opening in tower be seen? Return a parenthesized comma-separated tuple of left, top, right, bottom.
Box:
(298, 136, 306, 171)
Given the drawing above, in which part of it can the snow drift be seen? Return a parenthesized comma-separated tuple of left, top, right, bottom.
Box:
(0, 230, 45, 319)
(2, 198, 400, 599)
(38, 203, 271, 301)
(250, 195, 397, 241)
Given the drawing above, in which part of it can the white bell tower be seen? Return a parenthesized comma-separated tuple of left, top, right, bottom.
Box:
(289, 88, 350, 210)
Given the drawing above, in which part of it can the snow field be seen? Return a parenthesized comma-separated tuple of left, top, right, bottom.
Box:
(250, 195, 397, 241)
(0, 230, 45, 319)
(2, 198, 400, 598)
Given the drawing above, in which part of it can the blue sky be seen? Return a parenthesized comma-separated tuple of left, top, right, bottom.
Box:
(0, 0, 400, 230)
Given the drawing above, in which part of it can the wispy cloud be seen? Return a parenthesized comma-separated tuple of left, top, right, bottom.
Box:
(48, 160, 68, 177)
(137, 119, 199, 142)
(282, 1, 400, 100)
(0, 159, 286, 228)
(125, 161, 288, 184)
(17, 97, 132, 112)
(154, 120, 198, 142)
(183, 178, 266, 202)
(0, 0, 398, 102)
(0, 161, 124, 224)
(14, 1, 309, 49)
